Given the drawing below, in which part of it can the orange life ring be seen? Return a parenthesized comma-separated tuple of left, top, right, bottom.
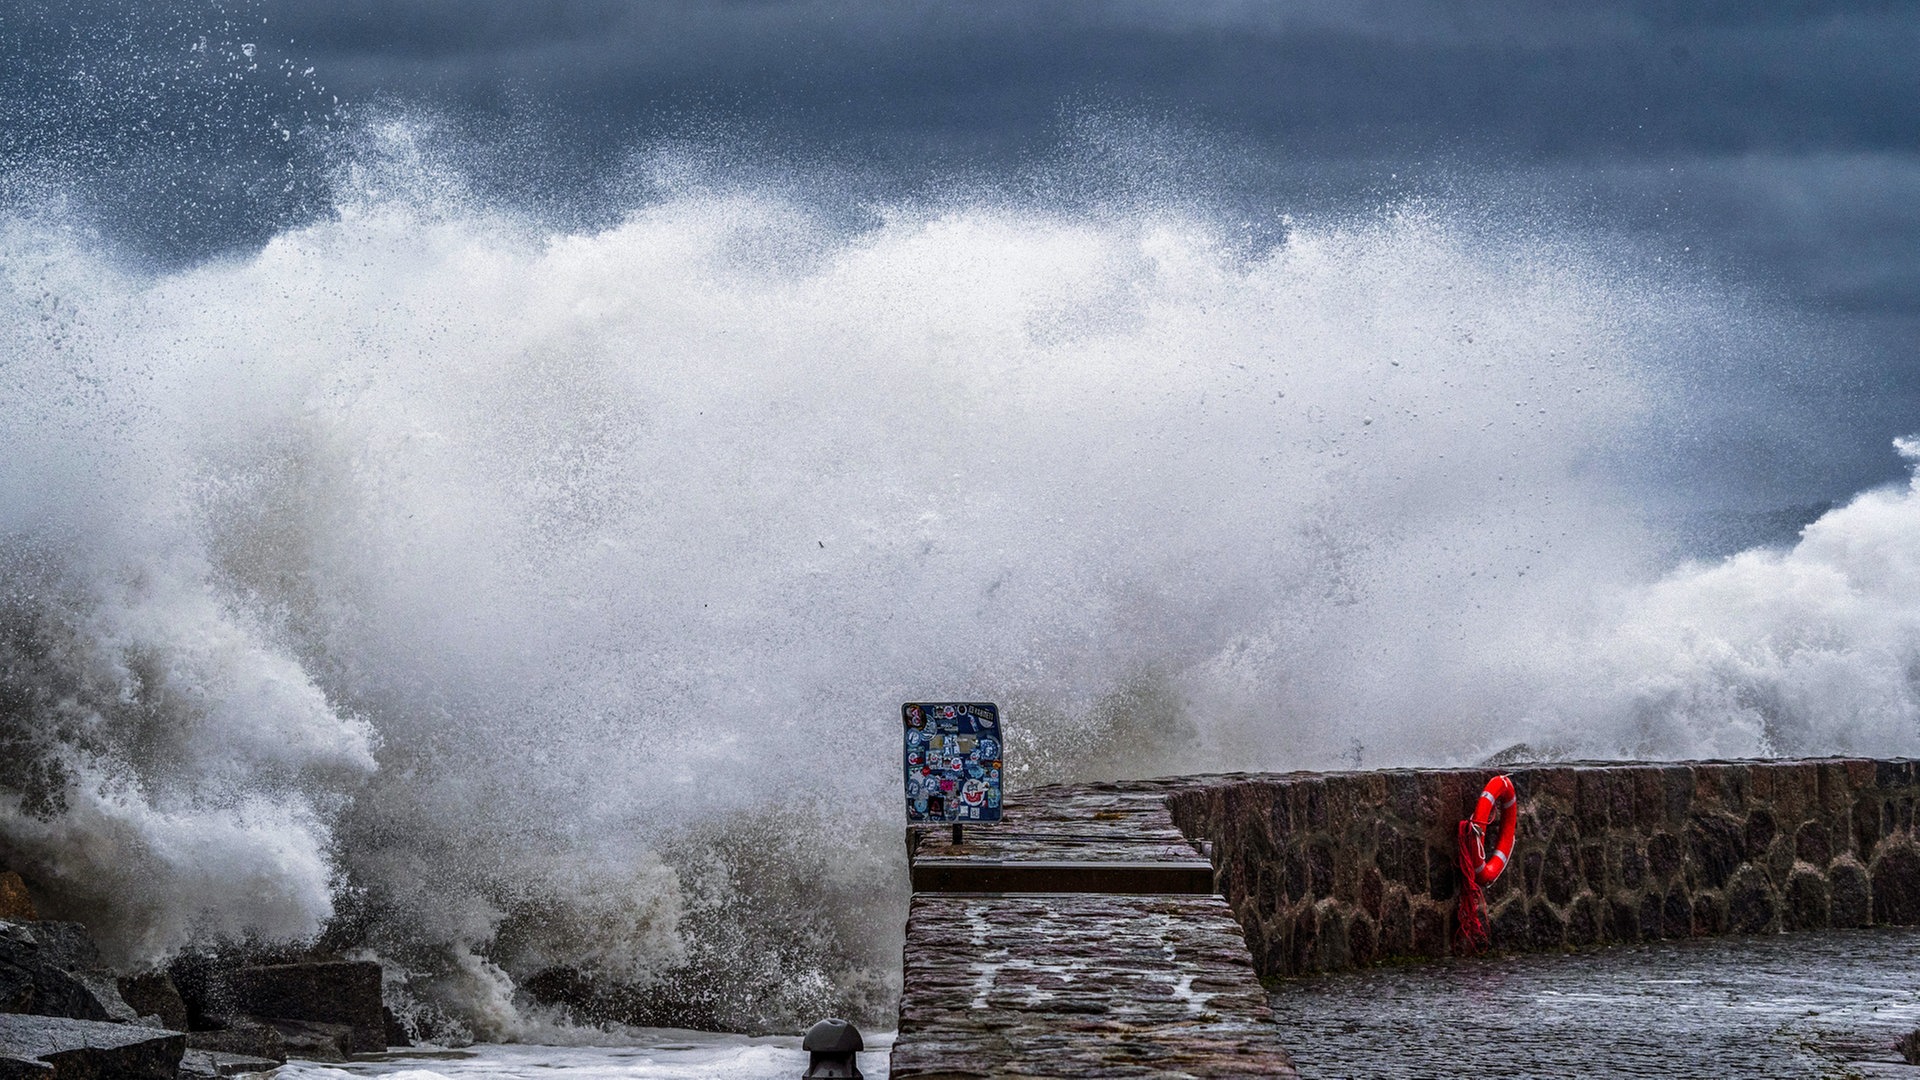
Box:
(1459, 774, 1517, 886)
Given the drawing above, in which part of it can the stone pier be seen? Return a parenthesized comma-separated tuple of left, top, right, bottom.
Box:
(893, 757, 1920, 1075)
(891, 781, 1300, 1078)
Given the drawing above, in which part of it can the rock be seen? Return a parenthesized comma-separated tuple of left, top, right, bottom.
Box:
(1898, 1028, 1920, 1066)
(1726, 866, 1777, 934)
(0, 876, 35, 923)
(116, 973, 188, 1033)
(1871, 841, 1920, 924)
(1687, 814, 1745, 891)
(1830, 859, 1872, 928)
(382, 1005, 411, 1048)
(185, 1020, 285, 1063)
(178, 1048, 284, 1078)
(0, 921, 138, 1023)
(227, 960, 384, 1054)
(1782, 866, 1830, 931)
(257, 1018, 354, 1063)
(0, 1014, 182, 1079)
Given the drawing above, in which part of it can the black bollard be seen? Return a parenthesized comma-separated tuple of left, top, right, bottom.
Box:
(801, 1017, 864, 1079)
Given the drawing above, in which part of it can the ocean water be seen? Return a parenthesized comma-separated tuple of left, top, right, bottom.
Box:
(4, 107, 1920, 1046)
(276, 1029, 894, 1080)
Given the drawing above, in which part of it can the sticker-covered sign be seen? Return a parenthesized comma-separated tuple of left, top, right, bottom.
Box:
(903, 702, 1003, 823)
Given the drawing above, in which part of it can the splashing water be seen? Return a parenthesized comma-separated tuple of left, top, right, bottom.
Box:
(0, 134, 1915, 1034)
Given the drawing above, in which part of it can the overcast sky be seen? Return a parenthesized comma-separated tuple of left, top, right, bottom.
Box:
(4, 0, 1916, 498)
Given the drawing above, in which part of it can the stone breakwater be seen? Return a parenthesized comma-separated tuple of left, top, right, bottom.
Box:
(1164, 758, 1920, 977)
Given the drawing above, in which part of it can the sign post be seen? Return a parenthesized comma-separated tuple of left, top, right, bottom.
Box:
(903, 702, 1003, 843)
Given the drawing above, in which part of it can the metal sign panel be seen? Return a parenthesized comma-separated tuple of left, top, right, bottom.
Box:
(903, 702, 1003, 823)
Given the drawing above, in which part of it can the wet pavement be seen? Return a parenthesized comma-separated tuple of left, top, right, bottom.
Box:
(1268, 927, 1920, 1079)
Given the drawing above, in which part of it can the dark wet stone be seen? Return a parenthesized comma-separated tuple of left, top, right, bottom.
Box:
(1283, 847, 1307, 903)
(1609, 898, 1639, 942)
(1306, 840, 1335, 899)
(1647, 831, 1682, 882)
(1876, 760, 1915, 792)
(1688, 813, 1745, 890)
(117, 971, 189, 1032)
(1744, 809, 1777, 860)
(1619, 842, 1647, 891)
(227, 960, 386, 1054)
(1728, 866, 1777, 934)
(1579, 842, 1607, 894)
(1693, 890, 1728, 936)
(1542, 841, 1578, 906)
(1412, 903, 1449, 957)
(1303, 780, 1328, 829)
(1854, 796, 1881, 860)
(0, 1015, 182, 1080)
(1663, 765, 1695, 822)
(1378, 889, 1412, 958)
(1490, 898, 1528, 947)
(1872, 842, 1920, 925)
(1663, 890, 1693, 938)
(1346, 914, 1378, 966)
(1361, 866, 1384, 920)
(1795, 821, 1832, 867)
(185, 1020, 286, 1063)
(1783, 867, 1831, 931)
(1527, 900, 1567, 949)
(0, 920, 138, 1023)
(1577, 773, 1610, 832)
(1638, 891, 1665, 941)
(1566, 894, 1601, 946)
(1427, 847, 1456, 902)
(1831, 860, 1872, 929)
(1522, 850, 1544, 896)
(1608, 773, 1636, 830)
(1291, 904, 1320, 973)
(1387, 772, 1420, 823)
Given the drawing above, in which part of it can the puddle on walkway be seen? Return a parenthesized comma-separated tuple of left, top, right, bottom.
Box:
(1268, 927, 1920, 1079)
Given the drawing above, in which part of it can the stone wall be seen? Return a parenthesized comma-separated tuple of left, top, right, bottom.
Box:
(1162, 758, 1920, 978)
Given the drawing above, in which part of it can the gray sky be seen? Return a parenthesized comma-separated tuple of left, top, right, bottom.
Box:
(4, 0, 1917, 503)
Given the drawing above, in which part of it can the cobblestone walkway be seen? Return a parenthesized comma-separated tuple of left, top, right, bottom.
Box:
(1268, 927, 1920, 1078)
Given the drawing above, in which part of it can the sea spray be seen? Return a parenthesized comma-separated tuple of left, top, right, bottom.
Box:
(0, 161, 1912, 1033)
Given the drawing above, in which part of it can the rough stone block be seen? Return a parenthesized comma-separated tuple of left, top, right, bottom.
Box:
(1662, 890, 1692, 939)
(185, 1021, 286, 1063)
(1608, 897, 1639, 943)
(1795, 821, 1832, 867)
(1378, 888, 1412, 958)
(179, 1048, 286, 1078)
(0, 921, 138, 1023)
(116, 972, 188, 1032)
(1565, 894, 1601, 946)
(1830, 858, 1872, 928)
(1727, 866, 1777, 934)
(1646, 830, 1681, 883)
(1637, 891, 1665, 940)
(1527, 900, 1567, 949)
(227, 960, 385, 1054)
(1618, 840, 1647, 891)
(0, 875, 36, 923)
(1579, 842, 1607, 895)
(1687, 813, 1744, 891)
(1871, 841, 1920, 925)
(259, 1018, 354, 1062)
(1489, 898, 1528, 947)
(1744, 808, 1777, 860)
(1782, 866, 1831, 931)
(1576, 772, 1610, 833)
(1691, 890, 1727, 936)
(1346, 913, 1378, 967)
(1541, 838, 1578, 906)
(1854, 795, 1882, 860)
(1411, 902, 1449, 958)
(0, 1015, 182, 1080)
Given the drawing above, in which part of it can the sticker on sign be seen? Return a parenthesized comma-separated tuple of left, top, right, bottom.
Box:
(902, 702, 1002, 824)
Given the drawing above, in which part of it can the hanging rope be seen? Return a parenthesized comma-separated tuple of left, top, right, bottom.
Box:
(1456, 774, 1517, 953)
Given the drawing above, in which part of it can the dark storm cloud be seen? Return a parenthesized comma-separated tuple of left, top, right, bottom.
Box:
(4, 0, 1917, 336)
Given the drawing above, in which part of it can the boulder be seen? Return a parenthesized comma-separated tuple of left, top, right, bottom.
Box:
(0, 876, 35, 923)
(227, 960, 384, 1054)
(178, 1048, 283, 1078)
(115, 973, 188, 1033)
(184, 1020, 284, 1063)
(0, 922, 138, 1023)
(257, 1018, 354, 1062)
(0, 1014, 182, 1079)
